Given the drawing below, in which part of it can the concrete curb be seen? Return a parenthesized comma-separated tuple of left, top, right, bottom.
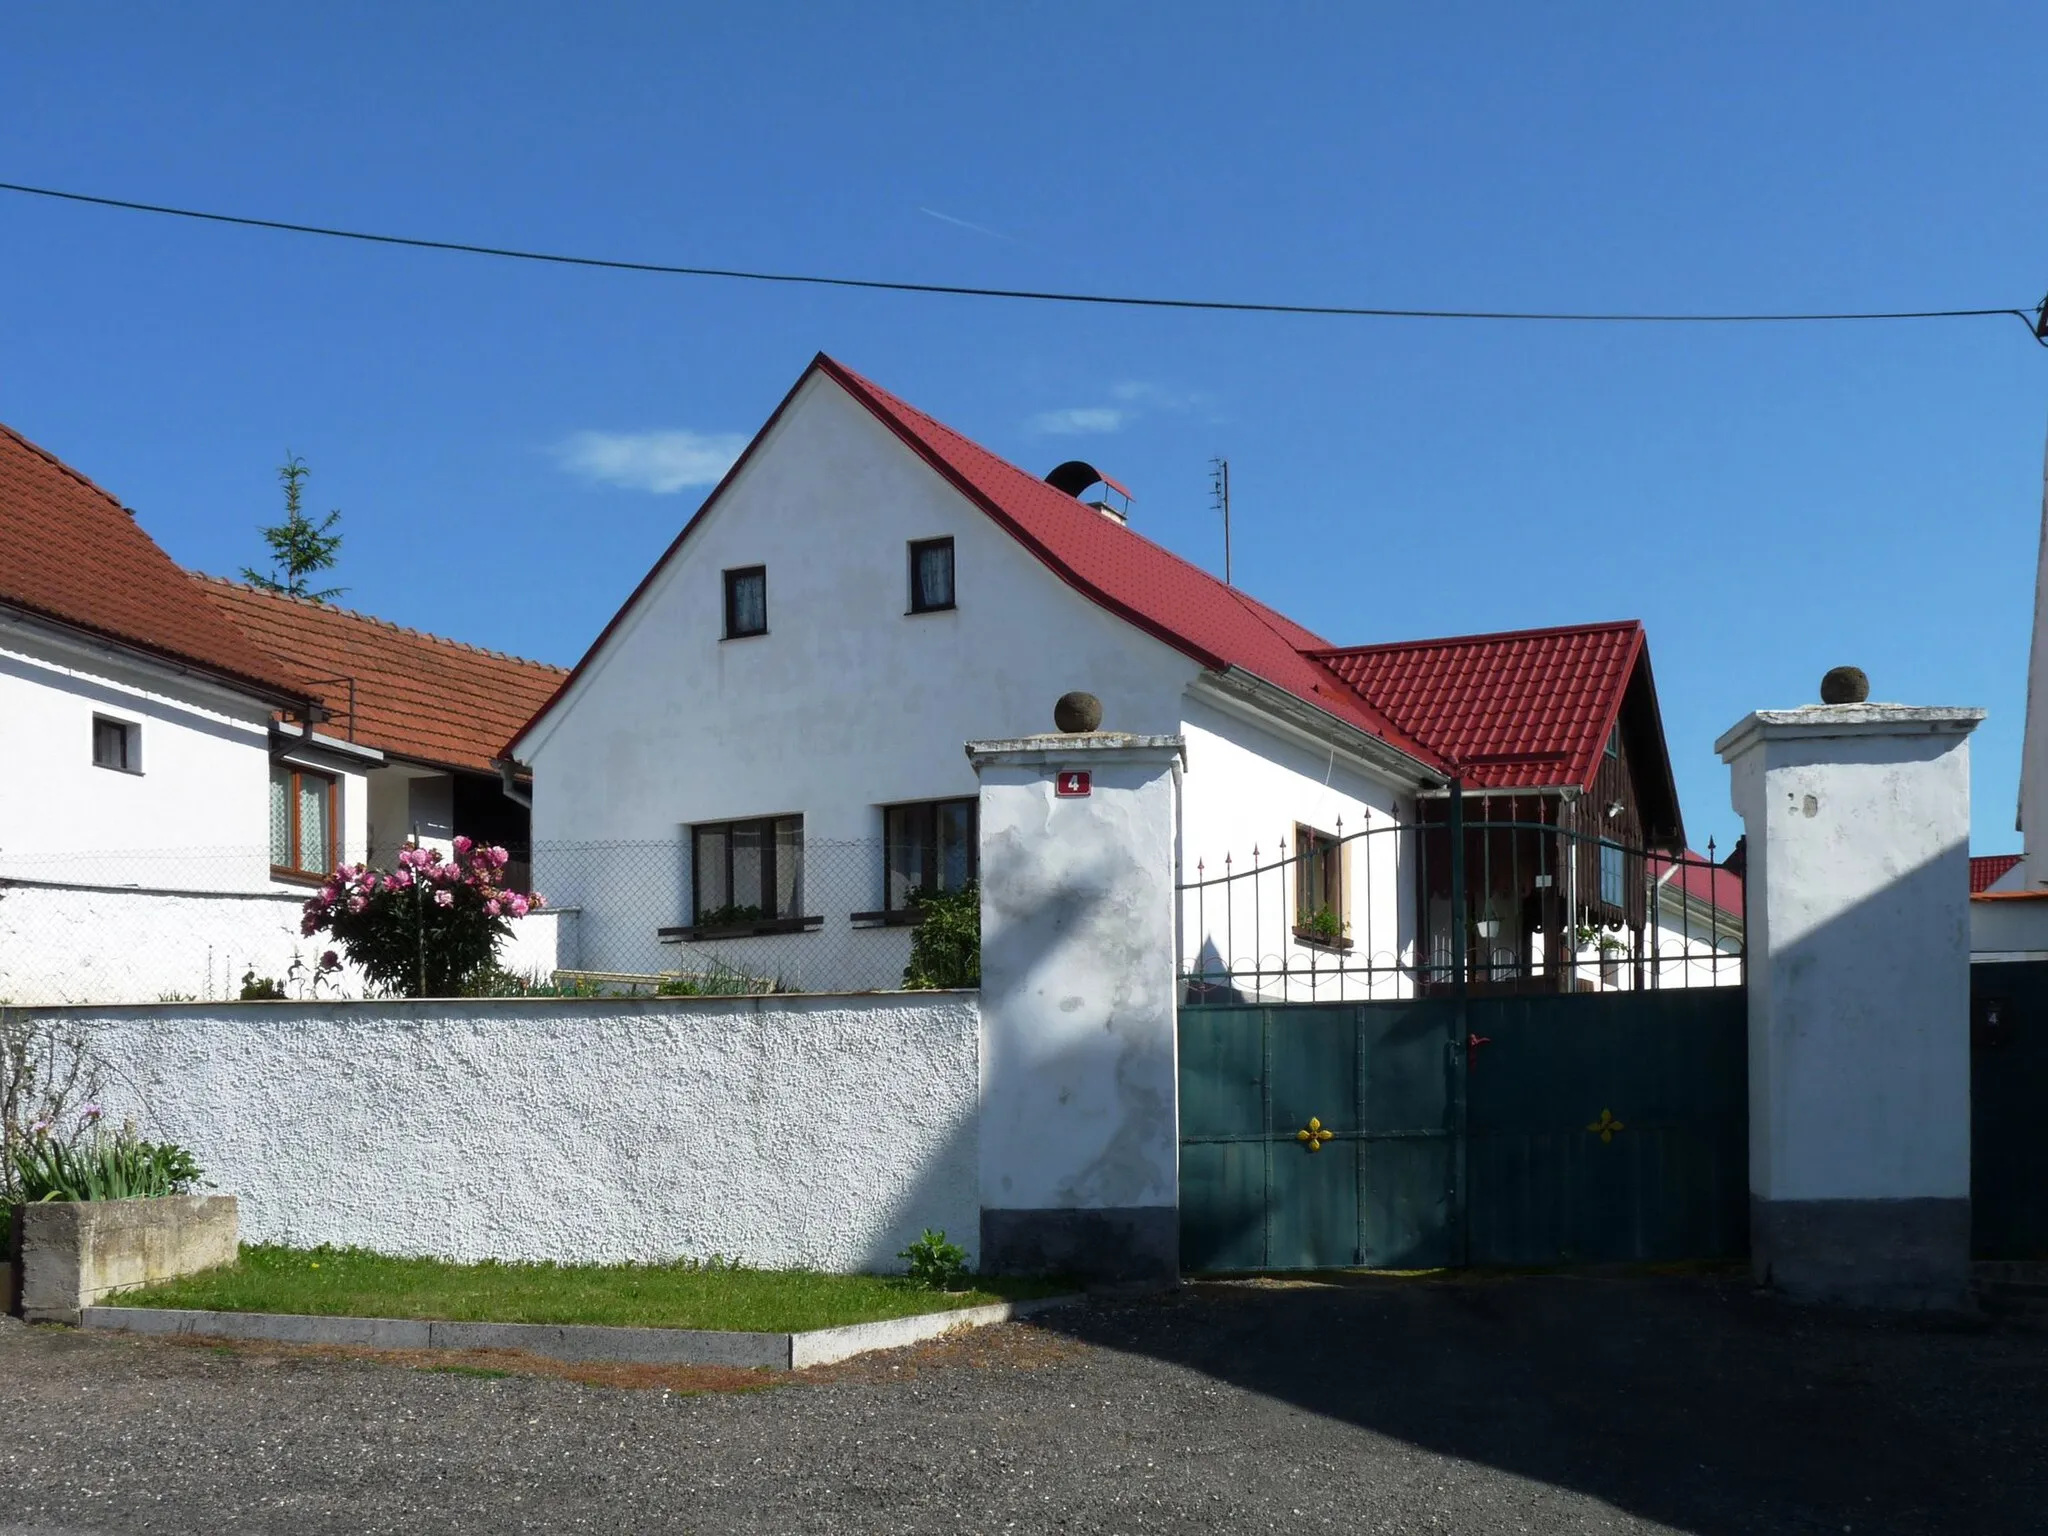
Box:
(77, 1293, 1082, 1371)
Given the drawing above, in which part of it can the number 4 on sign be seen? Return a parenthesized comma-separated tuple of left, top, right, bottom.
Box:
(1056, 771, 1091, 797)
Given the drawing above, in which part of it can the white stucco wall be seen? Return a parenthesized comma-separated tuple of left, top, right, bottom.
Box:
(1177, 695, 1415, 1000)
(1719, 705, 1981, 1203)
(1969, 894, 2048, 960)
(973, 737, 1181, 1215)
(47, 991, 980, 1269)
(0, 882, 574, 1005)
(0, 618, 370, 891)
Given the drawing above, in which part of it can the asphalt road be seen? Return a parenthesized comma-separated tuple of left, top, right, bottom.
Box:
(1, 1274, 2041, 1535)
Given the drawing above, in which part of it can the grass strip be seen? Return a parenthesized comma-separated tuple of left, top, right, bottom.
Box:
(107, 1243, 1067, 1334)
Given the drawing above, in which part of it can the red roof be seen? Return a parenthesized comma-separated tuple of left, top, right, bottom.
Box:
(1310, 622, 1645, 791)
(507, 357, 1674, 802)
(1972, 853, 2022, 895)
(818, 358, 1441, 767)
(196, 576, 565, 777)
(1649, 850, 1744, 923)
(0, 423, 309, 702)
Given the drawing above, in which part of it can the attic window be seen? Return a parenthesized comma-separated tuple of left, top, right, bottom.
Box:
(908, 538, 955, 613)
(1605, 725, 1620, 760)
(724, 566, 767, 639)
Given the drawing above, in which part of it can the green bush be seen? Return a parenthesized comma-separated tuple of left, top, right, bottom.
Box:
(11, 1108, 204, 1202)
(898, 1228, 970, 1290)
(901, 882, 980, 990)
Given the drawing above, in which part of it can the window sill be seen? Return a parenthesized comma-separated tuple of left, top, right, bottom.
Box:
(904, 604, 957, 617)
(92, 763, 144, 776)
(1292, 926, 1354, 953)
(720, 630, 769, 642)
(270, 866, 333, 888)
(849, 908, 929, 929)
(658, 914, 823, 942)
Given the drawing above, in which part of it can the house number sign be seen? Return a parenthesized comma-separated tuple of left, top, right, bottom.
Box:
(1055, 771, 1092, 797)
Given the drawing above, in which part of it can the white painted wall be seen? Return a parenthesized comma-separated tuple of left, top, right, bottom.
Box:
(1177, 694, 1415, 1001)
(43, 991, 980, 1269)
(974, 736, 1181, 1216)
(1970, 893, 2048, 960)
(0, 618, 370, 889)
(0, 882, 575, 1004)
(1718, 705, 1981, 1203)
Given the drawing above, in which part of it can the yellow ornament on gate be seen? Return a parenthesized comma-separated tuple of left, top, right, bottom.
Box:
(1296, 1116, 1335, 1152)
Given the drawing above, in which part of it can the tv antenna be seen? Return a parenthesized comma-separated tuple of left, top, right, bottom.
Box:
(1210, 457, 1231, 586)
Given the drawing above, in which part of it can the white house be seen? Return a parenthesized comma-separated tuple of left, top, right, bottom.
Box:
(0, 422, 563, 1002)
(508, 354, 1736, 996)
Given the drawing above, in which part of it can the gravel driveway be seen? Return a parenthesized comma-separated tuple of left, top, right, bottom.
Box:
(1, 1274, 2041, 1535)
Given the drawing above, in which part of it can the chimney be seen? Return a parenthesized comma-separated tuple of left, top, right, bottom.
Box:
(1045, 460, 1133, 526)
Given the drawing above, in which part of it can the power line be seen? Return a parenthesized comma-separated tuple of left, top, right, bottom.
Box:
(2, 177, 2042, 336)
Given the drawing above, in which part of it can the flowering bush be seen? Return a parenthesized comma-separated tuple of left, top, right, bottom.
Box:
(301, 837, 542, 998)
(12, 1104, 204, 1202)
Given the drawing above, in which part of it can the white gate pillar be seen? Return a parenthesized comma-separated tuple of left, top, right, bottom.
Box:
(967, 724, 1184, 1284)
(1716, 683, 1983, 1307)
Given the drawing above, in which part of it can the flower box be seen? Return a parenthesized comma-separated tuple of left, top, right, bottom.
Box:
(16, 1195, 238, 1325)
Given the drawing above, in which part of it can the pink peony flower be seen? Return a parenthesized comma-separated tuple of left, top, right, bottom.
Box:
(301, 912, 321, 936)
(508, 894, 530, 918)
(390, 869, 413, 890)
(453, 835, 473, 855)
(348, 895, 367, 913)
(485, 899, 502, 916)
(434, 889, 454, 908)
(319, 950, 341, 971)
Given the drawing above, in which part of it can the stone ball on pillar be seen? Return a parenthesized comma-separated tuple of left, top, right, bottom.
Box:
(1054, 692, 1104, 734)
(1820, 667, 1870, 705)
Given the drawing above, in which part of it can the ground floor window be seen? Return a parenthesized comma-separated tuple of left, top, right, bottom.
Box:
(693, 815, 804, 924)
(884, 798, 976, 909)
(1294, 823, 1348, 946)
(270, 763, 336, 879)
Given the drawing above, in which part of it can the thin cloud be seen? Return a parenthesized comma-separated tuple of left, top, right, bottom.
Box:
(554, 429, 748, 493)
(1027, 406, 1127, 435)
(918, 206, 1014, 242)
(1110, 380, 1213, 411)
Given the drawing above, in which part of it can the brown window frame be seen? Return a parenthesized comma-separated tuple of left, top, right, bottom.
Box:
(907, 537, 956, 614)
(691, 814, 805, 926)
(1292, 823, 1351, 950)
(879, 797, 977, 912)
(723, 565, 768, 639)
(271, 763, 338, 882)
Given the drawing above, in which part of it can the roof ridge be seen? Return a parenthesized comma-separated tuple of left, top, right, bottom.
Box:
(0, 421, 134, 515)
(1306, 617, 1643, 658)
(192, 572, 567, 673)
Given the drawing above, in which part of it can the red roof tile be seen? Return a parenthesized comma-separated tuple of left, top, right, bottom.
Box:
(1972, 853, 2022, 895)
(196, 577, 565, 776)
(0, 423, 309, 701)
(820, 358, 1443, 766)
(1649, 850, 1744, 924)
(1309, 622, 1646, 790)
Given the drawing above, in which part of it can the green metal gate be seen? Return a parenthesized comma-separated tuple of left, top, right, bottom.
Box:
(1178, 987, 1749, 1272)
(1179, 1001, 1461, 1270)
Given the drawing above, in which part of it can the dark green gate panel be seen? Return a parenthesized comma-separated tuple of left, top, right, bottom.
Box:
(1972, 960, 2048, 1259)
(1463, 987, 1747, 1266)
(1179, 1000, 1460, 1272)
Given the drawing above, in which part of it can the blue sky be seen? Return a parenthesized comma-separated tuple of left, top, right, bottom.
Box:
(4, 4, 2044, 852)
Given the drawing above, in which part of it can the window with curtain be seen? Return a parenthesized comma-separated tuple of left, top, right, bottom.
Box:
(908, 537, 955, 613)
(723, 566, 767, 638)
(270, 762, 336, 878)
(884, 798, 977, 909)
(692, 815, 803, 924)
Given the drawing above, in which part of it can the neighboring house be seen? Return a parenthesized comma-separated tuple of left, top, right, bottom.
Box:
(0, 421, 564, 1002)
(193, 576, 564, 885)
(1974, 853, 2023, 895)
(0, 421, 373, 891)
(506, 353, 1734, 994)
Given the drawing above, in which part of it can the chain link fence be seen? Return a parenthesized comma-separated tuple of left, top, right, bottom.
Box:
(0, 839, 932, 1004)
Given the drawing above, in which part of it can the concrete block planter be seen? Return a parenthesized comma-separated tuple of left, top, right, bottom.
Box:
(19, 1195, 238, 1324)
(81, 1291, 1079, 1370)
